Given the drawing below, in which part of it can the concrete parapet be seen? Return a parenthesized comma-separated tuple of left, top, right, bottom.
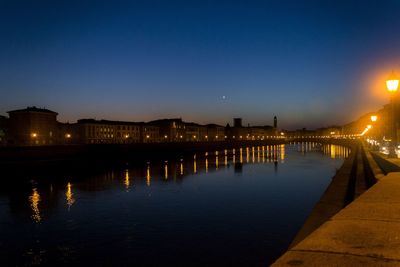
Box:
(288, 144, 356, 248)
(272, 172, 400, 266)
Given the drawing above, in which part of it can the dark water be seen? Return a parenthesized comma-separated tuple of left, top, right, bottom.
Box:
(0, 143, 349, 267)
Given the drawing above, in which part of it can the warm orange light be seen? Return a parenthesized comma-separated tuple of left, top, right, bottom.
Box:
(371, 115, 377, 122)
(361, 128, 369, 136)
(387, 72, 399, 93)
(367, 124, 372, 129)
(29, 188, 41, 223)
(65, 133, 71, 138)
(31, 133, 37, 138)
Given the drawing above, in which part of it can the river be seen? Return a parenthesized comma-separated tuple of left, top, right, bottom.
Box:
(0, 142, 349, 266)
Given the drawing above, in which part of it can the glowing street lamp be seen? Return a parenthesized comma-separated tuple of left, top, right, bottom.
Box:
(386, 71, 399, 157)
(386, 74, 399, 93)
(370, 115, 377, 122)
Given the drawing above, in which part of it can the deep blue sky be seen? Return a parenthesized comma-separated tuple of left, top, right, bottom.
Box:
(1, 0, 400, 129)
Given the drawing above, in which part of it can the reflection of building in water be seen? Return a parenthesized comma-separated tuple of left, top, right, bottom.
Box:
(215, 151, 219, 170)
(164, 162, 169, 179)
(66, 182, 75, 209)
(180, 160, 184, 176)
(146, 165, 151, 186)
(321, 144, 350, 159)
(262, 146, 265, 163)
(4, 142, 351, 223)
(193, 157, 197, 173)
(234, 162, 243, 173)
(29, 188, 41, 223)
(124, 170, 130, 190)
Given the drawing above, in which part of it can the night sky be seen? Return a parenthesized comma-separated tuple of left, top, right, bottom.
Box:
(1, 0, 400, 129)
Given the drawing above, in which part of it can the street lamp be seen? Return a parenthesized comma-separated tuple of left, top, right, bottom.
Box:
(386, 72, 399, 157)
(371, 115, 377, 122)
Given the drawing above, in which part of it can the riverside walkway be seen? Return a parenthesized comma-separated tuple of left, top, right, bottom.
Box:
(272, 148, 400, 266)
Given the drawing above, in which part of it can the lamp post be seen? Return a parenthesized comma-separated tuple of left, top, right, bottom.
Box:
(386, 72, 399, 158)
(370, 115, 378, 149)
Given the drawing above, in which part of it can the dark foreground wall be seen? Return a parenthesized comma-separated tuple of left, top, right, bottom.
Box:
(0, 140, 285, 166)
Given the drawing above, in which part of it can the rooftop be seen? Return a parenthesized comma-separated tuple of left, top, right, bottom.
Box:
(77, 119, 144, 125)
(7, 106, 58, 115)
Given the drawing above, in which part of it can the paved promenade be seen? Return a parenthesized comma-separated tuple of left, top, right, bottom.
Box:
(272, 156, 400, 266)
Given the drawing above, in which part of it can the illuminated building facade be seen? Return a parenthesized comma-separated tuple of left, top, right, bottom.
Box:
(142, 124, 159, 143)
(1, 107, 282, 146)
(76, 119, 143, 144)
(7, 107, 58, 146)
(149, 119, 186, 142)
(205, 124, 225, 141)
(185, 123, 201, 142)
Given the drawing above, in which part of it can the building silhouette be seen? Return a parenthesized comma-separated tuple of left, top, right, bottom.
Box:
(7, 107, 58, 146)
(1, 107, 280, 146)
(0, 115, 7, 145)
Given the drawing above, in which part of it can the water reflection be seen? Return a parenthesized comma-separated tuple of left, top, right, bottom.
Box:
(193, 155, 197, 174)
(146, 165, 151, 186)
(291, 142, 350, 159)
(1, 142, 350, 267)
(65, 182, 75, 209)
(16, 143, 350, 224)
(29, 188, 41, 223)
(124, 170, 130, 190)
(164, 162, 168, 179)
(215, 151, 219, 170)
(180, 160, 184, 176)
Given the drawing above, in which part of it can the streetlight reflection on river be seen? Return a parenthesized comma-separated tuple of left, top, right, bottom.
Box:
(386, 72, 399, 158)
